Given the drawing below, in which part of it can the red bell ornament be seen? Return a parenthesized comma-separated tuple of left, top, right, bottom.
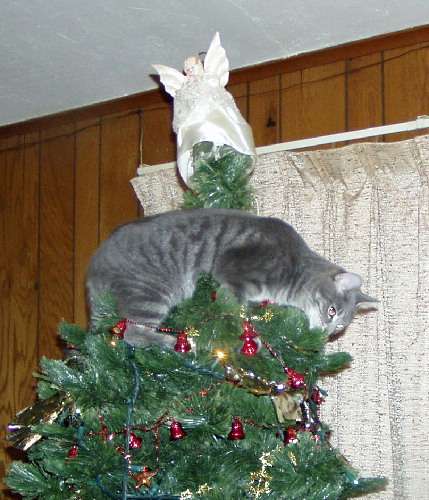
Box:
(240, 337, 259, 357)
(129, 432, 143, 449)
(174, 332, 191, 353)
(170, 420, 186, 440)
(228, 417, 245, 440)
(101, 425, 115, 441)
(111, 319, 127, 338)
(240, 320, 258, 339)
(97, 417, 115, 441)
(311, 387, 324, 405)
(67, 444, 79, 458)
(283, 427, 298, 445)
(285, 367, 306, 390)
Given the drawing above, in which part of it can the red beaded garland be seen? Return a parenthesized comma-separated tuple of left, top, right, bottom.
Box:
(228, 417, 245, 440)
(158, 326, 177, 333)
(170, 420, 186, 440)
(116, 446, 132, 461)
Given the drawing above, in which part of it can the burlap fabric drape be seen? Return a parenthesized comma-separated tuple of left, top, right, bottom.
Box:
(131, 135, 429, 499)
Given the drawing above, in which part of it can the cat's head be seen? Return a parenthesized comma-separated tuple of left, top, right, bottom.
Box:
(307, 272, 377, 335)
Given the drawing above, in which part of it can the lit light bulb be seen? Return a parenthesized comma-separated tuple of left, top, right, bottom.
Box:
(214, 349, 226, 361)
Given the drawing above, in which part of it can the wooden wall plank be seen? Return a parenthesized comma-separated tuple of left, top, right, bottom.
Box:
(0, 133, 39, 491)
(281, 61, 347, 147)
(141, 106, 175, 165)
(0, 136, 20, 150)
(0, 143, 13, 490)
(280, 70, 303, 141)
(39, 125, 75, 359)
(99, 113, 140, 242)
(228, 82, 249, 121)
(384, 43, 429, 141)
(10, 133, 40, 405)
(347, 52, 383, 138)
(74, 119, 100, 327)
(248, 76, 280, 147)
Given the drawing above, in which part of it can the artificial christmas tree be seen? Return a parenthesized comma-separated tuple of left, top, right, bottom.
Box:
(6, 277, 386, 499)
(6, 33, 387, 499)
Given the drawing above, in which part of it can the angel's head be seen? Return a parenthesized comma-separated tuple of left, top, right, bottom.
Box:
(184, 56, 204, 77)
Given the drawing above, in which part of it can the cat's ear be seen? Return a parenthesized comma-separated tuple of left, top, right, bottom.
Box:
(355, 291, 378, 309)
(334, 272, 362, 292)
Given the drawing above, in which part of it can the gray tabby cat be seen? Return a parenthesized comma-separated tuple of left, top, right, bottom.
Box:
(86, 208, 376, 347)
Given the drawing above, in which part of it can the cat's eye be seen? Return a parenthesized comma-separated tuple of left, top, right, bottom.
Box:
(327, 306, 337, 318)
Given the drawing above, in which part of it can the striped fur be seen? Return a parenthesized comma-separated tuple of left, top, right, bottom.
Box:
(86, 208, 374, 346)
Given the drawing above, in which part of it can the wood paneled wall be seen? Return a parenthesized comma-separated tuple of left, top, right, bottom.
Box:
(1, 27, 429, 492)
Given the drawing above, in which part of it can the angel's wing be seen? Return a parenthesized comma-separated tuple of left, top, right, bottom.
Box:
(152, 64, 186, 98)
(204, 32, 229, 87)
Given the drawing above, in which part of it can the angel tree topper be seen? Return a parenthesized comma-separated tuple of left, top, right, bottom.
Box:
(153, 32, 256, 184)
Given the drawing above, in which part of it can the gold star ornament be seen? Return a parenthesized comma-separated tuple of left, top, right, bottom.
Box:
(132, 466, 157, 489)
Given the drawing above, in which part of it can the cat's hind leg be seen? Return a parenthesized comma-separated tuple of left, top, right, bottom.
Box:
(87, 279, 176, 349)
(123, 322, 176, 349)
(119, 295, 176, 349)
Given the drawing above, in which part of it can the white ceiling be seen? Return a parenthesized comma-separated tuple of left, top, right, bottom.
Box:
(1, 0, 429, 127)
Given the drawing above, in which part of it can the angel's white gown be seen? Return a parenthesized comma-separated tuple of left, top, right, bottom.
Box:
(154, 33, 255, 184)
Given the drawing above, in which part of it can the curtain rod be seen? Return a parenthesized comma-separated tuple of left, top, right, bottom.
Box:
(137, 115, 429, 175)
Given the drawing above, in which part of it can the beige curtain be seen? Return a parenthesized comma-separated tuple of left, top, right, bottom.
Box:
(131, 134, 429, 499)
